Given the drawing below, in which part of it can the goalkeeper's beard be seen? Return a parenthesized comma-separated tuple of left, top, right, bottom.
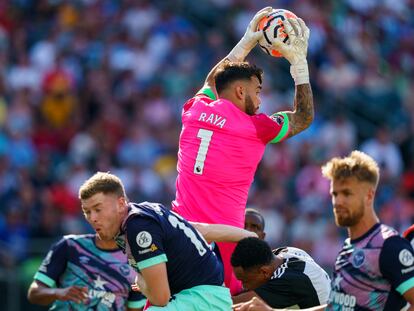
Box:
(245, 94, 257, 116)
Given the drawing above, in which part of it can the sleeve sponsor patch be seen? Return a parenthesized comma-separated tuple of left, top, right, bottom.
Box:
(399, 249, 414, 267)
(136, 231, 152, 248)
(270, 114, 285, 126)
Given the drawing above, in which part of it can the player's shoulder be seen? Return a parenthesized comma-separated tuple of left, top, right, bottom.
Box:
(125, 202, 166, 226)
(378, 230, 414, 266)
(379, 223, 399, 238)
(361, 223, 398, 247)
(60, 234, 95, 249)
(62, 234, 94, 243)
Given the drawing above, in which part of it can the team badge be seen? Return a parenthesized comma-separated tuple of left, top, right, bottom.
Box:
(352, 249, 365, 268)
(120, 264, 131, 276)
(136, 231, 152, 248)
(399, 249, 414, 267)
(270, 114, 284, 125)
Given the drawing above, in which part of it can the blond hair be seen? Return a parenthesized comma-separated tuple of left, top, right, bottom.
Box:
(79, 172, 126, 200)
(321, 151, 380, 188)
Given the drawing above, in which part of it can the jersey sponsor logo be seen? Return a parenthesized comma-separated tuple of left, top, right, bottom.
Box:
(329, 290, 356, 310)
(402, 266, 414, 274)
(352, 249, 365, 268)
(332, 275, 343, 291)
(138, 243, 158, 254)
(270, 114, 284, 125)
(136, 231, 152, 248)
(88, 288, 116, 307)
(198, 112, 226, 128)
(399, 249, 414, 267)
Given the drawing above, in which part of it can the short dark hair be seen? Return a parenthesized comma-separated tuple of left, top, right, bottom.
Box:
(245, 208, 265, 230)
(231, 237, 273, 269)
(214, 61, 263, 95)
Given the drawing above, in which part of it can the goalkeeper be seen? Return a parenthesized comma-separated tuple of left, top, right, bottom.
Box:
(172, 7, 313, 294)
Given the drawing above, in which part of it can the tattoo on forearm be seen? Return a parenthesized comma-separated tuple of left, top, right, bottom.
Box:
(287, 84, 314, 137)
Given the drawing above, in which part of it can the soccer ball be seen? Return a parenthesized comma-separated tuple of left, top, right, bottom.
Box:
(257, 9, 298, 57)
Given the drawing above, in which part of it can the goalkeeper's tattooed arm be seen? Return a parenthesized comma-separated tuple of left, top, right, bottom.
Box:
(285, 84, 314, 138)
(272, 18, 313, 138)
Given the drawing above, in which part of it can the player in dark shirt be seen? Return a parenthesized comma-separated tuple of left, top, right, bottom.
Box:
(232, 237, 330, 309)
(78, 171, 255, 310)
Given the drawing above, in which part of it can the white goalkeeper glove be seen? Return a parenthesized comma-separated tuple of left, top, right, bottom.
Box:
(228, 6, 273, 62)
(272, 18, 310, 85)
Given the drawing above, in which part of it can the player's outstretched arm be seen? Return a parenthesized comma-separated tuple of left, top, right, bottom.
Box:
(191, 222, 258, 243)
(27, 280, 88, 305)
(233, 297, 327, 311)
(403, 286, 414, 310)
(137, 263, 171, 307)
(272, 18, 314, 138)
(201, 7, 273, 96)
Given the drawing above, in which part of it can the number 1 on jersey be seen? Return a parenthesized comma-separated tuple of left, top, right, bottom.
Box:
(194, 129, 213, 175)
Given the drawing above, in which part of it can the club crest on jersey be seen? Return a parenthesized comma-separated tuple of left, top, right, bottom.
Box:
(352, 249, 365, 268)
(120, 264, 131, 276)
(136, 231, 152, 248)
(270, 114, 284, 125)
(399, 249, 414, 267)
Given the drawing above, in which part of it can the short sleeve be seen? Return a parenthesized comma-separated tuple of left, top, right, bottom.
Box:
(126, 217, 168, 271)
(380, 235, 414, 295)
(252, 112, 290, 144)
(34, 238, 68, 288)
(127, 290, 147, 309)
(255, 277, 294, 308)
(182, 87, 216, 114)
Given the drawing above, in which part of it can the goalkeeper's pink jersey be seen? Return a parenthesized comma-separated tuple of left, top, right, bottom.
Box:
(172, 90, 290, 227)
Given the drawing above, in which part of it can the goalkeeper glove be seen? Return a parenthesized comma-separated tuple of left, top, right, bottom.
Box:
(228, 6, 273, 62)
(272, 18, 310, 85)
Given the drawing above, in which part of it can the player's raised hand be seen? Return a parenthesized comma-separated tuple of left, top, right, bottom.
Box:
(228, 6, 273, 62)
(272, 18, 310, 85)
(272, 18, 309, 65)
(245, 7, 273, 44)
(54, 286, 88, 304)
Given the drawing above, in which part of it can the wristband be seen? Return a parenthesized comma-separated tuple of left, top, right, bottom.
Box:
(290, 61, 309, 85)
(228, 38, 251, 62)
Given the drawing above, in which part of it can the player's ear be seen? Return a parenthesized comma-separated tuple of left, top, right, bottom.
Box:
(259, 265, 273, 278)
(366, 187, 375, 206)
(235, 83, 245, 101)
(118, 196, 127, 210)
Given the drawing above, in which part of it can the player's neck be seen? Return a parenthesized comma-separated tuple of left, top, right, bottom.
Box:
(272, 255, 284, 273)
(95, 235, 119, 250)
(220, 92, 246, 113)
(348, 208, 379, 240)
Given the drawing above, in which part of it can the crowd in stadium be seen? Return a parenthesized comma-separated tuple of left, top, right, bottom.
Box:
(0, 0, 413, 294)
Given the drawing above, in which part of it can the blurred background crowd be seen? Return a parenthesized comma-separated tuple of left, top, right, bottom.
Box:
(0, 0, 414, 309)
